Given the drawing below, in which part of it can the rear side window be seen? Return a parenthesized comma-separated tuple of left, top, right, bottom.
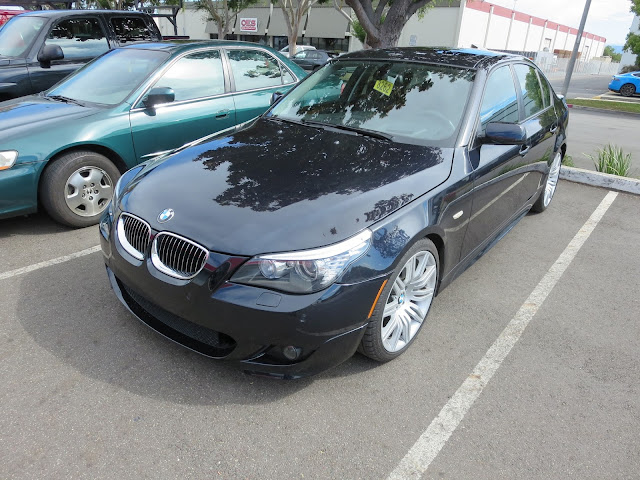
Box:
(227, 49, 285, 91)
(514, 64, 545, 118)
(480, 65, 519, 133)
(111, 17, 152, 43)
(152, 50, 225, 102)
(45, 17, 109, 60)
(539, 71, 551, 108)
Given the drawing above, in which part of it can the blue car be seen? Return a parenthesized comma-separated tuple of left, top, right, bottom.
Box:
(609, 72, 640, 97)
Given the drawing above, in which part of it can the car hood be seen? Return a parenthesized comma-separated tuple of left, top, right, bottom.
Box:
(120, 119, 454, 255)
(0, 96, 99, 141)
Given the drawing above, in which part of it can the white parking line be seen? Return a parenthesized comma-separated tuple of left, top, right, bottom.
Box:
(0, 245, 101, 281)
(387, 191, 618, 480)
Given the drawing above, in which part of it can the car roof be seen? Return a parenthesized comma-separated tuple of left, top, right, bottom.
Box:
(121, 40, 283, 55)
(18, 9, 150, 18)
(338, 47, 522, 70)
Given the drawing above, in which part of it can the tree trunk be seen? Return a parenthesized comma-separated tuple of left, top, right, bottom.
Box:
(346, 0, 432, 49)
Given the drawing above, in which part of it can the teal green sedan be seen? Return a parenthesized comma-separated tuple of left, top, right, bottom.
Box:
(0, 41, 305, 226)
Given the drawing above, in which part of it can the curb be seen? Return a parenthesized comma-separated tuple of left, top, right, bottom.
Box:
(560, 166, 640, 195)
(566, 104, 640, 117)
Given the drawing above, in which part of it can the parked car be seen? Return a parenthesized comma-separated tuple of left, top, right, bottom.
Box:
(0, 7, 23, 28)
(0, 41, 305, 226)
(608, 71, 640, 97)
(292, 49, 334, 71)
(0, 9, 162, 101)
(100, 47, 568, 378)
(279, 44, 315, 56)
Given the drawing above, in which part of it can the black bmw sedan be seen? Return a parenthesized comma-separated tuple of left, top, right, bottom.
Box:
(100, 48, 568, 378)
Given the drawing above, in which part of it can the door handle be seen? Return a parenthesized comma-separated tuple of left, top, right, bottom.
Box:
(549, 124, 558, 134)
(215, 109, 230, 119)
(518, 145, 530, 156)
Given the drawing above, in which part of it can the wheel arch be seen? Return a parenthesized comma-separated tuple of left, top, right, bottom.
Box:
(424, 232, 445, 295)
(37, 144, 128, 203)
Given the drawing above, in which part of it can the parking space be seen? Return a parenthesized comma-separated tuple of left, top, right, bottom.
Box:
(1, 181, 638, 479)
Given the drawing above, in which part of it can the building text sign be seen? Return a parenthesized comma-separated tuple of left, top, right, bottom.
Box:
(240, 18, 258, 33)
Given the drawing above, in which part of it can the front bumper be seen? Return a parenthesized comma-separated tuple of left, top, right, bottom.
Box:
(101, 217, 386, 378)
(0, 161, 41, 219)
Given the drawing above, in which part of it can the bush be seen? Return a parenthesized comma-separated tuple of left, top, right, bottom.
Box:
(619, 65, 639, 74)
(586, 145, 632, 177)
(562, 154, 575, 167)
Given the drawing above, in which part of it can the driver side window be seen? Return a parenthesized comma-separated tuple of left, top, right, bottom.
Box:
(479, 65, 519, 136)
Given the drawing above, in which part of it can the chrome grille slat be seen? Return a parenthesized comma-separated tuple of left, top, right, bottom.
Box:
(151, 232, 209, 280)
(117, 213, 151, 260)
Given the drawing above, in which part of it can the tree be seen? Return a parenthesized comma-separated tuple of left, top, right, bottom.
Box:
(277, 0, 321, 57)
(624, 32, 640, 67)
(603, 45, 622, 62)
(335, 0, 444, 49)
(195, 0, 258, 39)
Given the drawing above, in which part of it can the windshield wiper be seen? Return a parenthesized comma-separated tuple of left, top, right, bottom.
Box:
(300, 119, 392, 141)
(267, 116, 304, 126)
(46, 95, 85, 107)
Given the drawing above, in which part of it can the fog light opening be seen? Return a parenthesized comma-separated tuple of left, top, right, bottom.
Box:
(282, 345, 302, 361)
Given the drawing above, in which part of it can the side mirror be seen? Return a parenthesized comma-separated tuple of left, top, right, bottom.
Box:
(37, 44, 64, 69)
(484, 122, 527, 145)
(270, 91, 284, 105)
(143, 87, 175, 108)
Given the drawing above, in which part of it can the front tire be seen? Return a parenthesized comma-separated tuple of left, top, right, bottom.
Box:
(531, 150, 562, 213)
(359, 238, 439, 362)
(620, 83, 636, 97)
(40, 151, 120, 227)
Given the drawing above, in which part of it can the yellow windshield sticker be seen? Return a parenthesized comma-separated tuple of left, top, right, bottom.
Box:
(373, 79, 394, 96)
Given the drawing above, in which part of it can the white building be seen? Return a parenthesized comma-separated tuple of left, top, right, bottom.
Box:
(620, 15, 639, 68)
(155, 0, 606, 59)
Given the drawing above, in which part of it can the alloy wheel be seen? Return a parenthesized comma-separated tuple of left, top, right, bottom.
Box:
(620, 84, 635, 97)
(64, 166, 113, 217)
(381, 250, 437, 352)
(543, 151, 562, 208)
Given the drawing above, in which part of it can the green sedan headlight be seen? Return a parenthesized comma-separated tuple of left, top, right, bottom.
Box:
(0, 151, 18, 170)
(232, 230, 372, 294)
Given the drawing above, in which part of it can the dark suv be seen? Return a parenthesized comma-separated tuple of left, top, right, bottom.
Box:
(0, 9, 161, 100)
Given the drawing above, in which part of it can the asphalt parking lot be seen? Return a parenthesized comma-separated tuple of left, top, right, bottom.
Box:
(1, 180, 638, 479)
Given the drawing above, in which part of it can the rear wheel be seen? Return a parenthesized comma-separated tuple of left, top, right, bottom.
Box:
(40, 151, 120, 227)
(531, 150, 561, 213)
(620, 83, 636, 97)
(360, 238, 439, 362)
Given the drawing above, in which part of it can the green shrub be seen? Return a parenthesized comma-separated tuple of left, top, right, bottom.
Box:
(586, 145, 632, 177)
(562, 154, 575, 167)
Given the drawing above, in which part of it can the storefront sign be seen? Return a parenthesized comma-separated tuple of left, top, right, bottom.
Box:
(239, 18, 258, 33)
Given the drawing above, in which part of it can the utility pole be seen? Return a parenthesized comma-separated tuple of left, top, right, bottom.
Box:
(561, 0, 592, 97)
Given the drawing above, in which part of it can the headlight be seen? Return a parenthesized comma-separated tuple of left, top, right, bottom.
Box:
(0, 150, 18, 170)
(231, 230, 372, 294)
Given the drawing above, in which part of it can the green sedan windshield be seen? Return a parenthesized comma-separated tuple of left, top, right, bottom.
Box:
(47, 48, 169, 106)
(270, 60, 475, 147)
(0, 16, 46, 57)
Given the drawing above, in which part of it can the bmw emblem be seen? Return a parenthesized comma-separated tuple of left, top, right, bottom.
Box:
(158, 208, 174, 223)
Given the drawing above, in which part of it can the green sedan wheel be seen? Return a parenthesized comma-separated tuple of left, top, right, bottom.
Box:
(40, 151, 121, 228)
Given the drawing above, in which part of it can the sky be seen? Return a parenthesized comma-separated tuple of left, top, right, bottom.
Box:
(488, 0, 635, 45)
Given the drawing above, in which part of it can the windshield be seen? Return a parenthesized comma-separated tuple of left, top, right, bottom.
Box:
(270, 60, 475, 146)
(0, 16, 46, 57)
(47, 48, 169, 106)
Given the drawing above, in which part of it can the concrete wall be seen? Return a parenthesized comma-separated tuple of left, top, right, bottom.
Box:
(621, 15, 639, 68)
(397, 6, 460, 47)
(457, 1, 605, 60)
(155, 5, 210, 39)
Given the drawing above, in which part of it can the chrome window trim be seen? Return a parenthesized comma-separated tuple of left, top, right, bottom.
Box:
(223, 45, 301, 88)
(151, 231, 210, 280)
(116, 212, 151, 261)
(130, 46, 226, 110)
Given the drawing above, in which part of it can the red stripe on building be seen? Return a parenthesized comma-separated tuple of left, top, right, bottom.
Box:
(465, 1, 601, 41)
